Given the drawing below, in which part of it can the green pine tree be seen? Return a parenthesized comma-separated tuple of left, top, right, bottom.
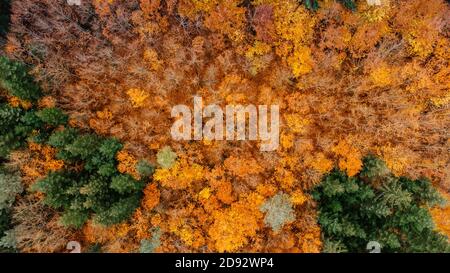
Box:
(304, 0, 319, 11)
(0, 56, 42, 101)
(0, 104, 43, 158)
(313, 155, 450, 253)
(110, 174, 145, 194)
(36, 107, 68, 127)
(35, 130, 149, 228)
(339, 0, 357, 11)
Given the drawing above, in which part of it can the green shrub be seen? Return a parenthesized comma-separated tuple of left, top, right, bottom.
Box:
(32, 171, 76, 209)
(0, 56, 42, 101)
(312, 155, 450, 253)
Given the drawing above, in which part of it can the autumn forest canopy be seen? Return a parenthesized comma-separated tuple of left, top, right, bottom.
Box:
(0, 0, 449, 253)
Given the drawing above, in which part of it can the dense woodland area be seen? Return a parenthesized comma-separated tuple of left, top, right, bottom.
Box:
(0, 0, 449, 253)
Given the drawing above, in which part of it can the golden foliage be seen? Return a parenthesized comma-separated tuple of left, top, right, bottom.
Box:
(203, 1, 246, 44)
(198, 187, 211, 200)
(285, 114, 310, 134)
(140, 0, 160, 15)
(304, 152, 333, 174)
(223, 155, 263, 178)
(269, 0, 316, 77)
(280, 132, 294, 150)
(370, 64, 393, 87)
(116, 150, 140, 180)
(256, 183, 278, 198)
(21, 142, 64, 184)
(291, 190, 308, 206)
(332, 140, 363, 177)
(206, 167, 235, 204)
(208, 193, 264, 252)
(126, 88, 149, 108)
(38, 96, 56, 108)
(178, 0, 219, 19)
(141, 183, 160, 211)
(153, 159, 204, 190)
(96, 108, 113, 120)
(430, 192, 450, 241)
(8, 96, 32, 109)
(93, 0, 115, 17)
(143, 48, 163, 71)
(297, 225, 322, 253)
(376, 145, 411, 176)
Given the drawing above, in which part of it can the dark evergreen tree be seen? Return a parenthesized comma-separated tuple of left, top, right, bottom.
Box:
(312, 155, 450, 253)
(93, 195, 142, 226)
(0, 56, 42, 101)
(47, 128, 79, 148)
(339, 0, 357, 11)
(300, 0, 356, 12)
(0, 104, 43, 158)
(33, 129, 147, 228)
(304, 0, 319, 11)
(111, 174, 145, 194)
(35, 107, 68, 127)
